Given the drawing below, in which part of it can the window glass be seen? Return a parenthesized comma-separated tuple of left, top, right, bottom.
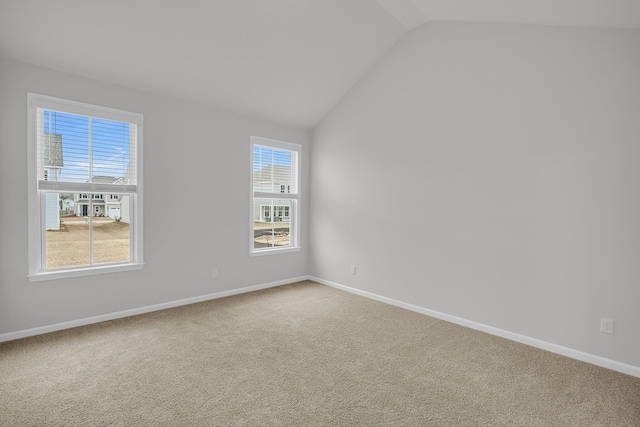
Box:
(250, 137, 300, 255)
(28, 93, 143, 281)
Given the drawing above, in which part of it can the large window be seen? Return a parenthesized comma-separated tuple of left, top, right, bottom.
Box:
(250, 136, 300, 255)
(27, 93, 143, 281)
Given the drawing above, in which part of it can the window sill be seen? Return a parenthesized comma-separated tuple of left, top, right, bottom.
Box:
(250, 247, 300, 257)
(28, 262, 144, 283)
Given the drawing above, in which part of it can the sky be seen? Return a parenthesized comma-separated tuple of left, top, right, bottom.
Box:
(43, 110, 131, 183)
(253, 145, 291, 172)
(45, 110, 287, 184)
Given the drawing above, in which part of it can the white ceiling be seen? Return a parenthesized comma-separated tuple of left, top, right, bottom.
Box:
(1, 1, 639, 130)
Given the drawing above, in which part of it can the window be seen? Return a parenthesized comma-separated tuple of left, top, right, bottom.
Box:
(250, 136, 300, 255)
(27, 93, 144, 281)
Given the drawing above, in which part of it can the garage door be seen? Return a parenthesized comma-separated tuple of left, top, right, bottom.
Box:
(109, 207, 121, 219)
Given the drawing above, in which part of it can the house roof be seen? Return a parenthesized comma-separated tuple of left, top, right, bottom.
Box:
(44, 134, 63, 168)
(253, 165, 291, 184)
(1, 1, 638, 129)
(90, 176, 121, 184)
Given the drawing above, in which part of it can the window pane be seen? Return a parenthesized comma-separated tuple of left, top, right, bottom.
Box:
(40, 111, 133, 184)
(93, 194, 130, 264)
(253, 199, 291, 249)
(253, 145, 293, 193)
(44, 193, 130, 269)
(42, 111, 89, 183)
(92, 118, 131, 181)
(46, 193, 90, 269)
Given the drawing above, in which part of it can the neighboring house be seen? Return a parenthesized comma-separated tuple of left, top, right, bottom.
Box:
(252, 165, 291, 222)
(60, 194, 75, 215)
(74, 176, 128, 222)
(44, 134, 63, 230)
(119, 165, 131, 224)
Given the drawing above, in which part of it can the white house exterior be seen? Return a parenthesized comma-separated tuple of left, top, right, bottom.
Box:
(44, 134, 63, 230)
(120, 192, 130, 223)
(60, 195, 75, 214)
(252, 165, 292, 223)
(42, 135, 128, 229)
(74, 176, 128, 222)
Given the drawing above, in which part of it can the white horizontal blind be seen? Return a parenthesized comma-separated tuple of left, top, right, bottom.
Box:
(36, 108, 137, 192)
(253, 144, 299, 198)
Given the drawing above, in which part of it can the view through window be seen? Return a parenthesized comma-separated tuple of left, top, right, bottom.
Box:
(251, 137, 300, 254)
(28, 93, 143, 280)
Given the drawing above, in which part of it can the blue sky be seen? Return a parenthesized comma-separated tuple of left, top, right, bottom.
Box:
(253, 145, 291, 171)
(44, 110, 130, 182)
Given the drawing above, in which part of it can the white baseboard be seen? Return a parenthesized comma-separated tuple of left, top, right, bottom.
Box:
(4, 274, 638, 379)
(0, 275, 310, 343)
(309, 276, 640, 379)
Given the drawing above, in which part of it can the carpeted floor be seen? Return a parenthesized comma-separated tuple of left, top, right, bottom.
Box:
(1, 280, 639, 426)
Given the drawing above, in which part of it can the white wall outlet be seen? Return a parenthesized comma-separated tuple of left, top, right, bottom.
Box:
(600, 318, 614, 334)
(211, 268, 218, 278)
(350, 265, 356, 275)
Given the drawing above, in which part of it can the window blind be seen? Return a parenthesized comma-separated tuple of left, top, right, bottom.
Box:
(253, 144, 299, 199)
(36, 108, 138, 193)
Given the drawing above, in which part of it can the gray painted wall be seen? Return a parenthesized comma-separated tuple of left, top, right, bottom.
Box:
(310, 23, 640, 367)
(0, 57, 310, 334)
(2, 21, 639, 372)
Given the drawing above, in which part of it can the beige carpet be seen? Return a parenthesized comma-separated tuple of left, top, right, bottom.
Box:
(1, 281, 639, 426)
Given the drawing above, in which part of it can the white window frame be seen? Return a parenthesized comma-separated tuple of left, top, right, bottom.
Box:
(250, 136, 301, 256)
(27, 93, 144, 282)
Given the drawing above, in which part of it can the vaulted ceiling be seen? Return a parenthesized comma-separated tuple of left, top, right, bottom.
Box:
(1, 0, 639, 129)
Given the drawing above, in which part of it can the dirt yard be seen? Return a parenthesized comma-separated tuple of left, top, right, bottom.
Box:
(46, 219, 286, 267)
(253, 221, 290, 230)
(46, 217, 130, 269)
(253, 221, 290, 247)
(254, 233, 290, 246)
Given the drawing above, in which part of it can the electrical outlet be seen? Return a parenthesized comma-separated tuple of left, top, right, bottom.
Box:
(211, 268, 218, 278)
(600, 318, 614, 335)
(350, 265, 356, 275)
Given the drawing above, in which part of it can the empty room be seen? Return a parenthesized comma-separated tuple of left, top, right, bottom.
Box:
(1, 0, 639, 425)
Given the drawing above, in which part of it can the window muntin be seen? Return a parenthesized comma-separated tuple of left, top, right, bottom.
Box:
(27, 93, 143, 281)
(250, 137, 300, 255)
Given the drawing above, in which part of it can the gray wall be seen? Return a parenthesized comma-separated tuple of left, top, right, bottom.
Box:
(2, 22, 640, 371)
(310, 23, 640, 367)
(0, 57, 310, 334)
